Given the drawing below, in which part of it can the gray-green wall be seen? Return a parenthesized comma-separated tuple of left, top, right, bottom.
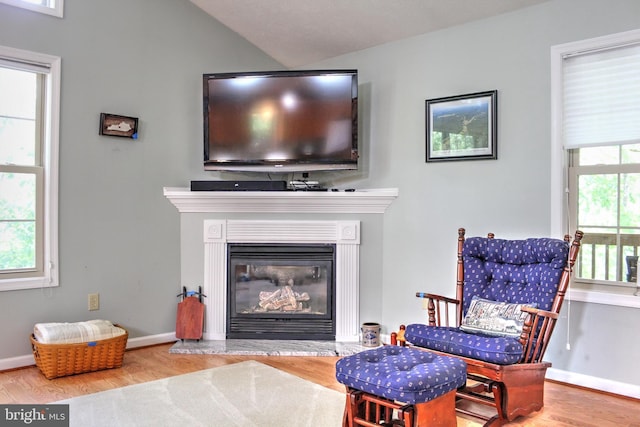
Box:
(0, 0, 282, 357)
(1, 0, 639, 395)
(308, 0, 640, 393)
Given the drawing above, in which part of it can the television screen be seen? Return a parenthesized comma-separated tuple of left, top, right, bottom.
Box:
(203, 69, 358, 172)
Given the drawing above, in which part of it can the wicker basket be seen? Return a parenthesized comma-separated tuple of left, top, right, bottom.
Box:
(30, 325, 128, 379)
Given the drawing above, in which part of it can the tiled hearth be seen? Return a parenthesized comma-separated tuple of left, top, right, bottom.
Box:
(164, 188, 398, 344)
(169, 339, 371, 356)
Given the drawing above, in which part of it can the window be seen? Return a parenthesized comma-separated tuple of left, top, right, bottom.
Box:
(551, 30, 640, 301)
(0, 46, 60, 291)
(569, 146, 640, 284)
(0, 0, 64, 18)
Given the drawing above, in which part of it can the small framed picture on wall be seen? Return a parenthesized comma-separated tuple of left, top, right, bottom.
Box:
(99, 113, 139, 139)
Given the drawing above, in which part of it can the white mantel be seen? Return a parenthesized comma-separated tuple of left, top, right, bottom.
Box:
(164, 187, 398, 342)
(163, 187, 398, 214)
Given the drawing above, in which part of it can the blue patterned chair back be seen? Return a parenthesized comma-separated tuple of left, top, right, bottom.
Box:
(461, 237, 570, 317)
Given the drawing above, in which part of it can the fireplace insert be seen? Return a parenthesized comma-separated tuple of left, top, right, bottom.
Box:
(227, 244, 336, 340)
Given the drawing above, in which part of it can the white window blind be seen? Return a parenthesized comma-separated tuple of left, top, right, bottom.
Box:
(563, 42, 640, 149)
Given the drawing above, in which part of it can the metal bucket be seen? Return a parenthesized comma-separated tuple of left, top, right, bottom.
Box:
(361, 322, 381, 347)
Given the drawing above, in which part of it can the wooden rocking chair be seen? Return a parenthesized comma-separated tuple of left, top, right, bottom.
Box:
(394, 228, 583, 426)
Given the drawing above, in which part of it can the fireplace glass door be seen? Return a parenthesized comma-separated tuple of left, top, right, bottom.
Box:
(227, 244, 336, 340)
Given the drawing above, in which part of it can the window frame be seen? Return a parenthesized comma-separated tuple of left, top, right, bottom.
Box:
(0, 45, 60, 291)
(551, 29, 640, 308)
(0, 0, 64, 18)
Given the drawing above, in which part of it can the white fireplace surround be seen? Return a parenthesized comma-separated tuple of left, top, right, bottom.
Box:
(202, 219, 361, 341)
(163, 187, 399, 342)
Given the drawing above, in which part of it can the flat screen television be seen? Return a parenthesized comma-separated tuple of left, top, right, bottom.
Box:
(203, 69, 358, 173)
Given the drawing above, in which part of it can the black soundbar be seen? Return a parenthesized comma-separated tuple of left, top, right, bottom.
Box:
(190, 180, 287, 191)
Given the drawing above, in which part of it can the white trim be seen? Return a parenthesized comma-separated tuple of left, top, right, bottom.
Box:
(0, 332, 177, 372)
(567, 287, 640, 309)
(554, 28, 640, 59)
(0, 0, 64, 18)
(163, 187, 398, 214)
(0, 46, 60, 292)
(0, 354, 35, 372)
(126, 332, 177, 349)
(549, 42, 566, 238)
(44, 51, 61, 290)
(201, 220, 361, 342)
(547, 367, 640, 399)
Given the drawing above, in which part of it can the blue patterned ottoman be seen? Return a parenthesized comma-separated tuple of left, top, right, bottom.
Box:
(335, 346, 467, 426)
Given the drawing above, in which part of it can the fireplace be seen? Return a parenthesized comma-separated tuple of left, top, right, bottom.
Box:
(195, 219, 363, 342)
(227, 244, 336, 340)
(164, 188, 398, 343)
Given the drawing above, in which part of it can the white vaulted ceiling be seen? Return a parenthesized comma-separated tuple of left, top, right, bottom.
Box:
(190, 0, 549, 68)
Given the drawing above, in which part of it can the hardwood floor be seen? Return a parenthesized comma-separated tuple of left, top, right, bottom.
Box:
(1, 343, 639, 426)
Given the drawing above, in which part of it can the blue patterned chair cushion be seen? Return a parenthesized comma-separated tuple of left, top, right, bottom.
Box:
(335, 346, 467, 404)
(404, 324, 524, 365)
(406, 236, 569, 365)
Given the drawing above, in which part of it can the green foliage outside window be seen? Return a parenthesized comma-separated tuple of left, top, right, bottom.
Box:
(0, 172, 36, 270)
(0, 66, 38, 273)
(574, 145, 640, 283)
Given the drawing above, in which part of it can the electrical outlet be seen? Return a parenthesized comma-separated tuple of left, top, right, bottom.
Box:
(88, 293, 100, 311)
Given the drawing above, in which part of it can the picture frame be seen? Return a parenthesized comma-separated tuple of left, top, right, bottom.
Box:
(99, 113, 139, 139)
(425, 90, 497, 162)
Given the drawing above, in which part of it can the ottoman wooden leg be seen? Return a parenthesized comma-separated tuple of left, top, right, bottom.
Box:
(343, 388, 360, 427)
(343, 387, 457, 427)
(414, 389, 458, 427)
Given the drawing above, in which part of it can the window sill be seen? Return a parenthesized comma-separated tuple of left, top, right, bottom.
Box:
(567, 283, 640, 308)
(0, 0, 64, 18)
(0, 276, 58, 292)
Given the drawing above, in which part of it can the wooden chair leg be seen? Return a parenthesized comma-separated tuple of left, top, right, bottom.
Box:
(498, 366, 547, 421)
(491, 381, 506, 421)
(457, 365, 549, 424)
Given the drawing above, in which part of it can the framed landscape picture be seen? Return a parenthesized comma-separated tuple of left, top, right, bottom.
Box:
(425, 90, 497, 162)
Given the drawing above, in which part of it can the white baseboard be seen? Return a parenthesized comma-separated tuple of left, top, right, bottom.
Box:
(0, 354, 35, 372)
(547, 367, 640, 399)
(0, 332, 177, 372)
(126, 332, 176, 349)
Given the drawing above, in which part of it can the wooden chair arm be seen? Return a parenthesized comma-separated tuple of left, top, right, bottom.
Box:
(519, 306, 560, 363)
(415, 292, 461, 327)
(521, 306, 559, 320)
(415, 292, 460, 305)
(391, 293, 463, 346)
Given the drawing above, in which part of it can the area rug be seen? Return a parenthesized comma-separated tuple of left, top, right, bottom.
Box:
(54, 361, 344, 427)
